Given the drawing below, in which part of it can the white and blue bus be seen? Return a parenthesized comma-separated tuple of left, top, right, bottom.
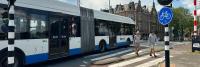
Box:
(0, 0, 135, 66)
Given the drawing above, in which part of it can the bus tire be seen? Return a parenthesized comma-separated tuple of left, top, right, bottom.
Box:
(127, 38, 131, 46)
(0, 48, 25, 67)
(99, 40, 107, 52)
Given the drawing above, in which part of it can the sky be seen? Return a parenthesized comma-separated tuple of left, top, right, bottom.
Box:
(58, 0, 195, 14)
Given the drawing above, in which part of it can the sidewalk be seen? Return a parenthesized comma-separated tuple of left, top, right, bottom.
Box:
(158, 42, 200, 67)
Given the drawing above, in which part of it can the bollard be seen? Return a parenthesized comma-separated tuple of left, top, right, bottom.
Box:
(7, 0, 16, 67)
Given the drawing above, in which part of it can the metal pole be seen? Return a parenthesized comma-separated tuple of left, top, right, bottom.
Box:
(165, 25, 170, 67)
(7, 0, 15, 67)
(194, 0, 197, 36)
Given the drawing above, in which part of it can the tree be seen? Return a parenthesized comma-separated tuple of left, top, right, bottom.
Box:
(169, 7, 193, 40)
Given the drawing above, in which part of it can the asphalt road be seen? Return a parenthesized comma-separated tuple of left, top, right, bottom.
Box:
(26, 46, 139, 67)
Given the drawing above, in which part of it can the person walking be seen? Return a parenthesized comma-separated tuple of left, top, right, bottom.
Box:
(134, 31, 141, 56)
(148, 32, 158, 57)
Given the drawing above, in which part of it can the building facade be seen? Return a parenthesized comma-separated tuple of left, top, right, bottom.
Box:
(110, 0, 164, 40)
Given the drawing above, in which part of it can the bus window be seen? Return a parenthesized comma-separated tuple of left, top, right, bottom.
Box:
(15, 10, 29, 39)
(68, 16, 81, 37)
(120, 24, 125, 35)
(111, 22, 121, 35)
(29, 14, 48, 39)
(95, 19, 109, 36)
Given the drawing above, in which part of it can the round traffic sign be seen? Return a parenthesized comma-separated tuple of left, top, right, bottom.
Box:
(158, 7, 173, 25)
(157, 0, 173, 5)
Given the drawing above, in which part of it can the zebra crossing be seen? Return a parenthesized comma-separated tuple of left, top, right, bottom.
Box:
(88, 47, 169, 67)
(107, 52, 166, 67)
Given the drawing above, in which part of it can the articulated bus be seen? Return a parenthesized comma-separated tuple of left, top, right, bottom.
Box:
(0, 0, 135, 66)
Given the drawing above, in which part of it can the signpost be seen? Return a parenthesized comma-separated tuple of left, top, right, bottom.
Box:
(192, 0, 200, 53)
(158, 7, 173, 26)
(157, 0, 173, 67)
(7, 0, 16, 67)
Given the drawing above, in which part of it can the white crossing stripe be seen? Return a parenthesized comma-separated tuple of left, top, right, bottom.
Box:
(91, 49, 132, 61)
(8, 57, 14, 64)
(124, 50, 143, 56)
(85, 48, 128, 58)
(108, 54, 160, 67)
(135, 57, 165, 67)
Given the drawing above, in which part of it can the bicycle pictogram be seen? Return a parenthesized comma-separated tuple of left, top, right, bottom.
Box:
(160, 11, 172, 21)
(158, 7, 173, 25)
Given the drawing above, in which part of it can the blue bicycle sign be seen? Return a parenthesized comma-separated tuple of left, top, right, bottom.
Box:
(158, 7, 173, 25)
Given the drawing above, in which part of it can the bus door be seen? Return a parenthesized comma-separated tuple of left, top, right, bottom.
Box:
(49, 19, 69, 59)
(109, 22, 117, 48)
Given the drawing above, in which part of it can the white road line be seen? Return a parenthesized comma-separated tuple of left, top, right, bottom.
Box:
(90, 49, 132, 61)
(108, 54, 160, 67)
(135, 57, 164, 67)
(84, 48, 128, 58)
(124, 50, 143, 56)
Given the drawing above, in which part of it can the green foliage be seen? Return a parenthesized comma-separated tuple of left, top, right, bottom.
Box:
(169, 7, 193, 36)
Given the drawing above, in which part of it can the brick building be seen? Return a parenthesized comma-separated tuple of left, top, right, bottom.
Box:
(105, 0, 164, 40)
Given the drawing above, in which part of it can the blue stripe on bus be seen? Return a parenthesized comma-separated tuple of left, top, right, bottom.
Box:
(117, 42, 128, 47)
(25, 42, 128, 64)
(25, 53, 48, 64)
(95, 42, 128, 50)
(69, 48, 81, 56)
(95, 45, 100, 50)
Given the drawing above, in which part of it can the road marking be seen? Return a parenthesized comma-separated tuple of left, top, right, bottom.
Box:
(108, 53, 160, 67)
(90, 49, 133, 61)
(84, 48, 129, 58)
(135, 55, 173, 67)
(124, 50, 143, 56)
(80, 65, 86, 67)
(135, 57, 164, 67)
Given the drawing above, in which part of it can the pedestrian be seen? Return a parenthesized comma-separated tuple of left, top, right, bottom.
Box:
(134, 31, 141, 56)
(148, 32, 158, 57)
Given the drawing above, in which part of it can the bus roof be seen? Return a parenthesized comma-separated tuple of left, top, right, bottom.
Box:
(94, 10, 135, 24)
(0, 0, 135, 24)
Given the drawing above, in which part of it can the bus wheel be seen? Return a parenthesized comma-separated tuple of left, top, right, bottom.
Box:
(0, 52, 25, 67)
(99, 41, 107, 52)
(127, 38, 131, 46)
